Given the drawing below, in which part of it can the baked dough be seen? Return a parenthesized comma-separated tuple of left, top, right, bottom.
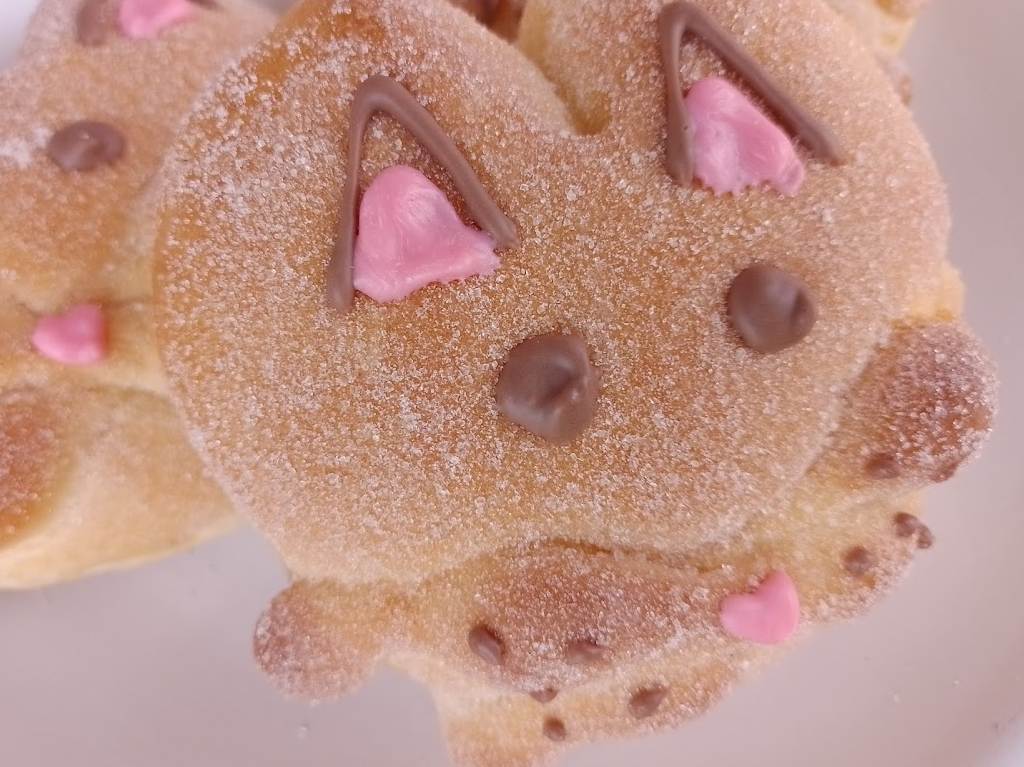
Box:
(0, 0, 274, 588)
(154, 0, 994, 763)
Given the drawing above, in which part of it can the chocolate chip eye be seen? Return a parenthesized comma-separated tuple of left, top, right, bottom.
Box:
(495, 333, 599, 444)
(727, 265, 817, 353)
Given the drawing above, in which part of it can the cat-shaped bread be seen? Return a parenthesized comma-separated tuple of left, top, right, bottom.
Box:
(153, 0, 994, 764)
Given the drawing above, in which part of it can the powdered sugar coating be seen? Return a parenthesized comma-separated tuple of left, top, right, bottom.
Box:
(159, 0, 956, 583)
(153, 0, 993, 763)
(0, 0, 273, 587)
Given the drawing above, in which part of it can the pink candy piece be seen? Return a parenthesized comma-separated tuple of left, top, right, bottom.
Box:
(686, 77, 806, 196)
(353, 165, 500, 304)
(31, 304, 108, 366)
(119, 0, 196, 40)
(720, 570, 801, 645)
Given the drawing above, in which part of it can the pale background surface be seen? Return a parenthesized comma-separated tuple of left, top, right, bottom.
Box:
(1, 1, 1022, 765)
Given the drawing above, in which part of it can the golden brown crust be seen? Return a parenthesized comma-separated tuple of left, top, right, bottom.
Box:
(254, 490, 927, 764)
(158, 0, 957, 581)
(153, 0, 993, 763)
(0, 389, 68, 547)
(0, 0, 275, 588)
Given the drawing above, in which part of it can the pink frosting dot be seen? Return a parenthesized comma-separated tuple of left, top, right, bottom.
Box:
(31, 304, 108, 366)
(353, 165, 500, 304)
(119, 0, 196, 40)
(686, 77, 806, 196)
(719, 570, 801, 645)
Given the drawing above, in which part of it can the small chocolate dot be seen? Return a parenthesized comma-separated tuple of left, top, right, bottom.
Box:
(530, 688, 559, 704)
(894, 512, 918, 538)
(727, 265, 817, 354)
(564, 638, 609, 666)
(542, 717, 567, 742)
(467, 624, 505, 665)
(916, 525, 935, 550)
(843, 546, 876, 577)
(893, 513, 935, 550)
(629, 685, 668, 719)
(495, 333, 599, 444)
(865, 452, 901, 480)
(47, 121, 125, 172)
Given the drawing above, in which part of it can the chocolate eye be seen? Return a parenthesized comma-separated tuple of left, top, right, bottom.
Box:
(658, 1, 843, 186)
(495, 333, 599, 444)
(727, 265, 817, 353)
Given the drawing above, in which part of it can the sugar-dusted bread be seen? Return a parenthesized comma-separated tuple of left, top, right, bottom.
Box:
(153, 0, 994, 763)
(456, 0, 927, 100)
(0, 0, 274, 588)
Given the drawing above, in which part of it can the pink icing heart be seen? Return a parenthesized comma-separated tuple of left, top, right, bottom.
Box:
(719, 570, 800, 645)
(31, 304, 108, 366)
(686, 77, 806, 196)
(353, 165, 500, 304)
(119, 0, 196, 40)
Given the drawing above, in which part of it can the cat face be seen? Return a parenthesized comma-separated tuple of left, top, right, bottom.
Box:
(156, 0, 974, 585)
(155, 1, 993, 762)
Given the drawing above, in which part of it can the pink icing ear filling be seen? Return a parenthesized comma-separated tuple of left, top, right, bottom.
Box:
(31, 304, 108, 366)
(720, 570, 801, 645)
(686, 77, 806, 196)
(353, 165, 500, 304)
(119, 0, 196, 40)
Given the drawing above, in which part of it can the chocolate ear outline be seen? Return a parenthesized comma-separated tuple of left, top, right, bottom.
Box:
(658, 1, 845, 186)
(327, 75, 519, 314)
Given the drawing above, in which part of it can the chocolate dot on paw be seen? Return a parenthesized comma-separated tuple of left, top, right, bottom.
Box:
(843, 546, 876, 577)
(865, 452, 901, 480)
(468, 624, 506, 665)
(564, 637, 610, 666)
(629, 685, 669, 719)
(542, 717, 568, 742)
(893, 512, 934, 549)
(530, 688, 559, 703)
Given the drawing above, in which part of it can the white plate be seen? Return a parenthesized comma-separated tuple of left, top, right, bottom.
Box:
(2, 2, 1022, 765)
